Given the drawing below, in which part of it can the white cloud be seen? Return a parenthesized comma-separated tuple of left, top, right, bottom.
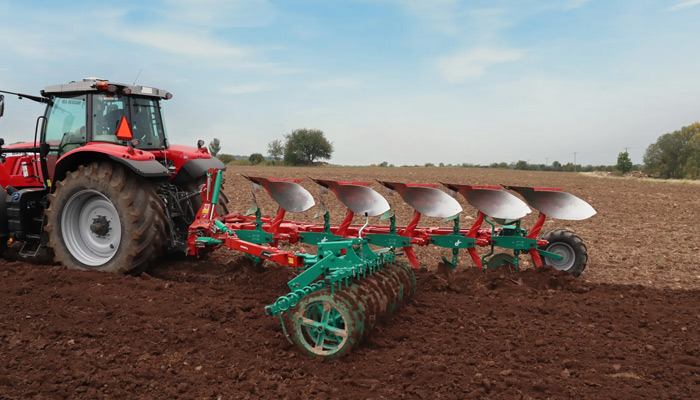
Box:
(117, 29, 248, 59)
(220, 83, 273, 94)
(666, 0, 700, 11)
(437, 47, 526, 83)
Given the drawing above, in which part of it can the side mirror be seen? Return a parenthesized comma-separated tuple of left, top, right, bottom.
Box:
(0, 95, 4, 118)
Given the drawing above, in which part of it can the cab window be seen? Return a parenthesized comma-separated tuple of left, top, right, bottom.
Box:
(92, 93, 126, 144)
(45, 95, 87, 155)
(131, 97, 164, 149)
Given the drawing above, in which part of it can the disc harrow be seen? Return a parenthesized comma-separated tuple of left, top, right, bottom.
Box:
(187, 169, 595, 358)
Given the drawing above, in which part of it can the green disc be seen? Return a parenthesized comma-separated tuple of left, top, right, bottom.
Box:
(291, 288, 364, 359)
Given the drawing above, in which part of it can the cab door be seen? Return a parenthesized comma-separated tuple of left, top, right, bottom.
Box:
(43, 95, 87, 179)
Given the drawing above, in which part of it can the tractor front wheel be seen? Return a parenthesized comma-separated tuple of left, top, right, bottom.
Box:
(45, 162, 166, 274)
(539, 229, 588, 277)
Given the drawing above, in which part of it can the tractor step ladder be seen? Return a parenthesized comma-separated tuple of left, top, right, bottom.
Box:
(19, 233, 46, 258)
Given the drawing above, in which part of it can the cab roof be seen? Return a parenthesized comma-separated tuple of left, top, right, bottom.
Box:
(42, 78, 171, 99)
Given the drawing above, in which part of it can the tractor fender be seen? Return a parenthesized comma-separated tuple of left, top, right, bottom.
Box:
(53, 144, 170, 184)
(0, 186, 8, 238)
(170, 157, 226, 184)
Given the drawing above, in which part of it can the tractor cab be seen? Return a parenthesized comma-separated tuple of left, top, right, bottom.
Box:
(43, 78, 172, 158)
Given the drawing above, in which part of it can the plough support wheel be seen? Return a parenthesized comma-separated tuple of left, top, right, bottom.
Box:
(539, 229, 589, 276)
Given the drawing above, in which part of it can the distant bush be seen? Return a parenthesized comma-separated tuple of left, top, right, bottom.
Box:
(217, 153, 237, 164)
(249, 153, 265, 165)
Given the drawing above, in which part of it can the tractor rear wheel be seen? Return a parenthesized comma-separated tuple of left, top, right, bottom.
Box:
(539, 229, 588, 277)
(45, 162, 166, 274)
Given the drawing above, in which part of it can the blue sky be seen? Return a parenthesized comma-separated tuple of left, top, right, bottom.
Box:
(1, 0, 699, 166)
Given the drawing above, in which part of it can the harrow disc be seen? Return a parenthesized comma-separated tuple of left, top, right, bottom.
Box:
(291, 289, 366, 358)
(374, 268, 402, 315)
(391, 262, 417, 299)
(336, 282, 375, 340)
(360, 272, 391, 317)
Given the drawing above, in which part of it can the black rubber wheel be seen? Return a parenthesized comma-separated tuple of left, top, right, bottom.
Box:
(183, 176, 230, 217)
(539, 229, 588, 277)
(45, 162, 166, 274)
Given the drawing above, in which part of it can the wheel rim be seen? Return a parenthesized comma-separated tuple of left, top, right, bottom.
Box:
(61, 189, 121, 267)
(297, 300, 349, 356)
(544, 242, 575, 271)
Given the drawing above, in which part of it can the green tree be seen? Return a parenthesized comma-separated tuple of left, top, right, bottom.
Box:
(267, 139, 284, 161)
(616, 151, 633, 173)
(515, 160, 529, 170)
(208, 138, 221, 157)
(551, 161, 562, 171)
(644, 123, 700, 178)
(248, 153, 264, 164)
(283, 129, 333, 165)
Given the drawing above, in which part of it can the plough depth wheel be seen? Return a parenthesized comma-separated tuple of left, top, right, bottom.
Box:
(291, 289, 366, 358)
(539, 229, 588, 276)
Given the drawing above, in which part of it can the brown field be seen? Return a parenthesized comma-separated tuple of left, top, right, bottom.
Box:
(2, 166, 700, 399)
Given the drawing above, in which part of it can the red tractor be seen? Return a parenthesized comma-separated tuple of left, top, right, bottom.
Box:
(0, 78, 228, 273)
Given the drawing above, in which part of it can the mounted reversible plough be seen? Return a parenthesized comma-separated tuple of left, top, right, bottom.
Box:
(188, 169, 596, 358)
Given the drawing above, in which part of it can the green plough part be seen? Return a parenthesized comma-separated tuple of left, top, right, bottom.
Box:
(195, 237, 223, 245)
(430, 234, 476, 249)
(365, 233, 411, 248)
(264, 238, 396, 317)
(300, 232, 345, 246)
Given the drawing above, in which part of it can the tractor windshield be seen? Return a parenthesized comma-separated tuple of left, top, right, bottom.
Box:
(91, 94, 167, 149)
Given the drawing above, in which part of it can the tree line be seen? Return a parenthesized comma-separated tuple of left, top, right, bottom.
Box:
(207, 128, 334, 166)
(203, 122, 700, 179)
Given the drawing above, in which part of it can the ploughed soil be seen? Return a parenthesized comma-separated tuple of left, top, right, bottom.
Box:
(2, 166, 700, 399)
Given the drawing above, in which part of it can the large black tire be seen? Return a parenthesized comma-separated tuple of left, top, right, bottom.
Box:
(539, 229, 588, 277)
(45, 162, 166, 274)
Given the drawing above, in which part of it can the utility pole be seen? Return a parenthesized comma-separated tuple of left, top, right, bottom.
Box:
(545, 157, 549, 165)
(623, 147, 630, 153)
(573, 152, 577, 172)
